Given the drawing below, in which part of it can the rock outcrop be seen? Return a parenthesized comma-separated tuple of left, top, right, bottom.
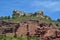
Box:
(0, 19, 60, 40)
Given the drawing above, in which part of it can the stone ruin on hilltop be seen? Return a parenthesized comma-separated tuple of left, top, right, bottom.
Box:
(13, 10, 44, 17)
(12, 9, 51, 20)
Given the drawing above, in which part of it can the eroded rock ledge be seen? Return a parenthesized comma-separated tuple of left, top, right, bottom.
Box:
(0, 19, 60, 40)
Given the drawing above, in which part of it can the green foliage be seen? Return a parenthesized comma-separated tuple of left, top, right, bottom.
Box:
(23, 13, 26, 17)
(8, 16, 10, 19)
(0, 35, 39, 40)
(12, 16, 17, 19)
(4, 16, 10, 19)
(57, 19, 60, 22)
(18, 36, 27, 40)
(30, 36, 39, 40)
(0, 16, 4, 20)
(0, 16, 11, 20)
(14, 32, 17, 38)
(12, 12, 18, 19)
(44, 15, 51, 20)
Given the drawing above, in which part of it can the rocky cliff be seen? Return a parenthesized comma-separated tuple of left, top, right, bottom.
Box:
(0, 19, 60, 40)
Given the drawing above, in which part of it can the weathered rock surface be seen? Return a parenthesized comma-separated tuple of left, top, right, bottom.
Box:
(0, 19, 60, 40)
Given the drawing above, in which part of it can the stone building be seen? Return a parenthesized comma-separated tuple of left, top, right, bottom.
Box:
(12, 10, 25, 17)
(12, 10, 44, 17)
(33, 10, 44, 17)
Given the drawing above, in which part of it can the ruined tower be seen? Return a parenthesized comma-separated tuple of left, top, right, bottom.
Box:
(34, 10, 44, 17)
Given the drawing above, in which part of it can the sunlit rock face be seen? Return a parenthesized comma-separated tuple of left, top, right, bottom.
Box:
(0, 19, 60, 40)
(16, 19, 60, 40)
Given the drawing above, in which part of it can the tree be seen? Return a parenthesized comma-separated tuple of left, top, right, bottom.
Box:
(44, 15, 51, 20)
(3, 16, 10, 20)
(0, 16, 4, 20)
(57, 19, 60, 22)
(12, 12, 18, 19)
(4, 16, 8, 19)
(7, 16, 10, 19)
(23, 13, 26, 17)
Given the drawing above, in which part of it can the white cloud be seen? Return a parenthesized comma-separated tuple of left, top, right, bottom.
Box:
(30, 0, 60, 11)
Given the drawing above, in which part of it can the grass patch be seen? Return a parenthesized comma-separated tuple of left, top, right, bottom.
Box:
(0, 35, 40, 40)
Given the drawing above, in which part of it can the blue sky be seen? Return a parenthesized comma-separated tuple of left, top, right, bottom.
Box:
(0, 0, 60, 20)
